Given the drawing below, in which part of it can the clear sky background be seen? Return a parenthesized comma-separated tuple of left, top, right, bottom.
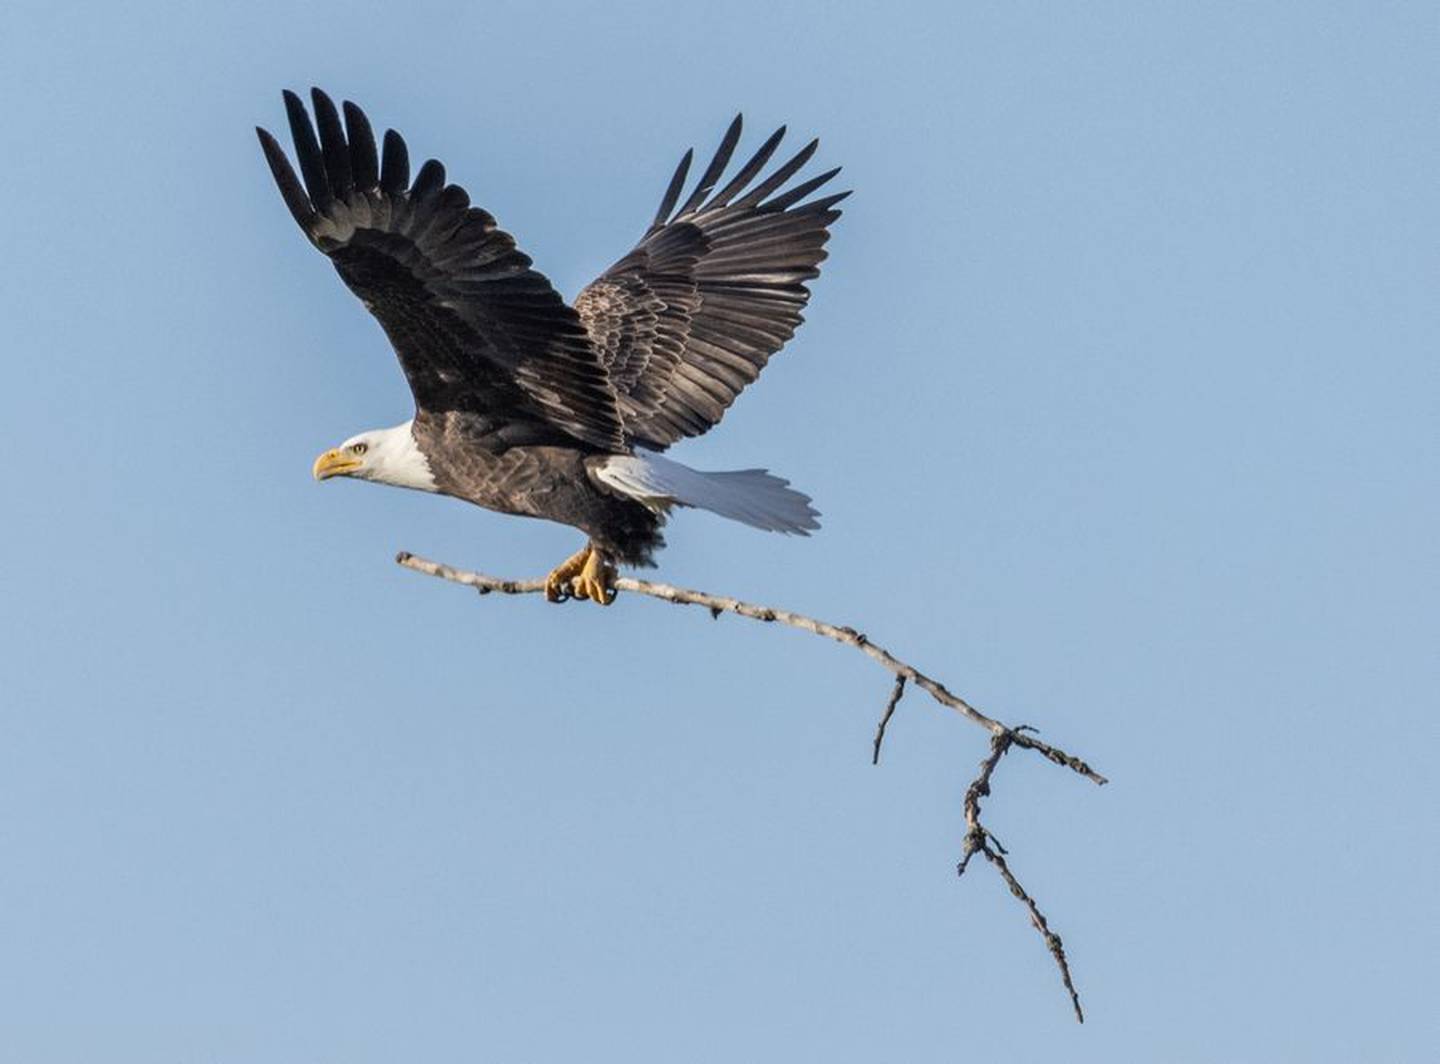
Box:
(1, 1, 1435, 1060)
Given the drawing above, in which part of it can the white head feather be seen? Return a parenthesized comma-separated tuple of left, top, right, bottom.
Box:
(337, 421, 437, 492)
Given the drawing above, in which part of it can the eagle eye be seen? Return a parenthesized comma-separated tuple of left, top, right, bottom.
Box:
(351, 442, 368, 456)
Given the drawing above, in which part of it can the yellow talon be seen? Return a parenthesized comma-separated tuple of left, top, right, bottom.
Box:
(544, 545, 591, 602)
(578, 548, 616, 607)
(543, 544, 616, 605)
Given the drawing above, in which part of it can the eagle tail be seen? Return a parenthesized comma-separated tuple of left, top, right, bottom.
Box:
(595, 453, 820, 535)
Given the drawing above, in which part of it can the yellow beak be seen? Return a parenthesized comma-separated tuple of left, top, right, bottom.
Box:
(313, 448, 363, 481)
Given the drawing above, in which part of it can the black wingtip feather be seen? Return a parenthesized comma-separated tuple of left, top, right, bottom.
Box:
(762, 166, 842, 212)
(411, 158, 446, 199)
(676, 114, 743, 218)
(802, 189, 853, 213)
(709, 125, 786, 208)
(380, 129, 410, 194)
(737, 138, 819, 208)
(309, 88, 353, 198)
(282, 89, 332, 211)
(256, 126, 316, 231)
(654, 148, 693, 229)
(342, 101, 379, 191)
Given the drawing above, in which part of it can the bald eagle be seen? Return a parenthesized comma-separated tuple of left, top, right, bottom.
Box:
(257, 89, 845, 604)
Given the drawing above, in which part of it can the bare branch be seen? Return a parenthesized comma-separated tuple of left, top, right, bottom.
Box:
(396, 553, 1104, 785)
(395, 550, 1106, 1020)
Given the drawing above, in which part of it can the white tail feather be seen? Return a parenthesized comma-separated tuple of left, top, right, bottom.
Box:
(595, 452, 820, 535)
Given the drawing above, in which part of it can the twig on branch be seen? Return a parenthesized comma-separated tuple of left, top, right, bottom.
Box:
(872, 674, 907, 765)
(395, 550, 1106, 1020)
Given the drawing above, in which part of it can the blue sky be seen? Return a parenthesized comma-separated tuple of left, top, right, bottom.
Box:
(1, 1, 1436, 1060)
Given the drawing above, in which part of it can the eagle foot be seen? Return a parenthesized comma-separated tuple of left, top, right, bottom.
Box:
(544, 545, 616, 606)
(575, 548, 617, 606)
(544, 546, 592, 603)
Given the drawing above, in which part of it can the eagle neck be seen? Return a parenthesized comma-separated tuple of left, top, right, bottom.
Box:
(367, 420, 438, 492)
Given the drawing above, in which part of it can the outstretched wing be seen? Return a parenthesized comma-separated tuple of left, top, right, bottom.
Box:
(575, 116, 847, 451)
(258, 89, 624, 451)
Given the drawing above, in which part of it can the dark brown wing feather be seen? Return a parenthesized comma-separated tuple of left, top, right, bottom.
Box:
(258, 89, 624, 451)
(575, 116, 847, 450)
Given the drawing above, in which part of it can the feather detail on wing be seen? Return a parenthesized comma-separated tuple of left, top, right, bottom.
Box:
(257, 89, 624, 450)
(575, 116, 848, 451)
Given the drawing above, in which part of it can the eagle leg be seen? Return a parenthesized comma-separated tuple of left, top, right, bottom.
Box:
(574, 546, 617, 607)
(544, 545, 593, 603)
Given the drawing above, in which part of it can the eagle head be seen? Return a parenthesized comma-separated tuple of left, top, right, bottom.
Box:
(312, 422, 437, 492)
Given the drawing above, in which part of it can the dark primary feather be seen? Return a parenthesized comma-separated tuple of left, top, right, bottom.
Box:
(379, 128, 409, 193)
(652, 149, 692, 230)
(311, 90, 352, 198)
(707, 125, 786, 208)
(258, 88, 624, 451)
(575, 115, 847, 450)
(282, 91, 331, 212)
(674, 114, 742, 218)
(342, 102, 378, 190)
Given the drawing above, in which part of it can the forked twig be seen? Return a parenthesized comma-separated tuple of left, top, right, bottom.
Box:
(958, 730, 1086, 1022)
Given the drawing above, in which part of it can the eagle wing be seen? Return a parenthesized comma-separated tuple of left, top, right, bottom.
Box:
(258, 89, 624, 451)
(575, 116, 847, 451)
